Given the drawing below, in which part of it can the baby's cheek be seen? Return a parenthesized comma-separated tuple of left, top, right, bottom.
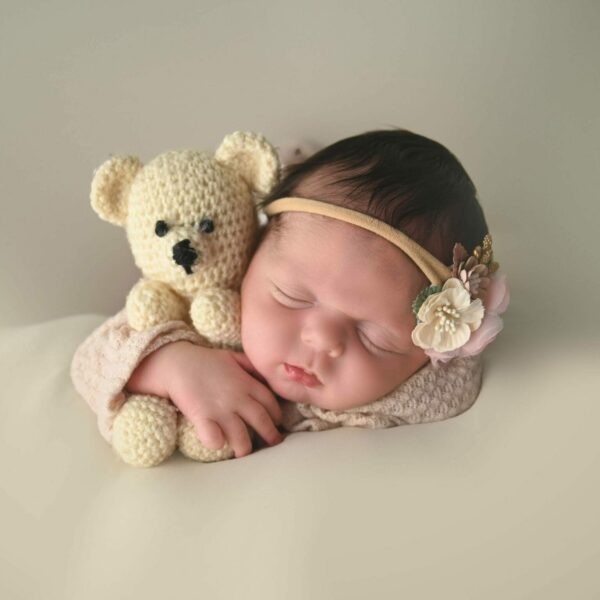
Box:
(340, 350, 412, 408)
(261, 306, 295, 354)
(241, 298, 286, 366)
(317, 355, 377, 410)
(240, 299, 265, 355)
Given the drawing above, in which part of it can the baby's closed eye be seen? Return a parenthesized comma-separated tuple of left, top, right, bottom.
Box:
(270, 285, 312, 308)
(270, 284, 400, 356)
(356, 329, 396, 355)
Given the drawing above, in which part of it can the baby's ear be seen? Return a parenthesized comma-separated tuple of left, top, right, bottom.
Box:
(90, 156, 142, 226)
(215, 131, 280, 197)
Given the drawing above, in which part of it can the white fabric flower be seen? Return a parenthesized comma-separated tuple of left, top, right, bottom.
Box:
(411, 278, 485, 353)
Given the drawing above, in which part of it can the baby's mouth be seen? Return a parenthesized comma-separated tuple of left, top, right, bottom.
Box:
(283, 363, 321, 387)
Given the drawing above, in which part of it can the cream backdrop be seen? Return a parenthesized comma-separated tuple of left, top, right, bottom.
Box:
(1, 1, 599, 599)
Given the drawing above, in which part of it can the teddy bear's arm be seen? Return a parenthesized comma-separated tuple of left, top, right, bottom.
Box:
(190, 289, 242, 350)
(127, 279, 190, 331)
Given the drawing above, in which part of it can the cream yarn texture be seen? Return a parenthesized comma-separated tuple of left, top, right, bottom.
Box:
(91, 131, 279, 342)
(111, 395, 179, 468)
(88, 131, 280, 467)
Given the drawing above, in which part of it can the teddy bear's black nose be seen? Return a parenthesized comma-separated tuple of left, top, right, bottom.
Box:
(172, 239, 198, 275)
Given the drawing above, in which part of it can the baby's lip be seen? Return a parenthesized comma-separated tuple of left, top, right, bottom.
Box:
(283, 363, 322, 387)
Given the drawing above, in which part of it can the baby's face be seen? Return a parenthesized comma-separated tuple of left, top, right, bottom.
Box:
(240, 213, 430, 410)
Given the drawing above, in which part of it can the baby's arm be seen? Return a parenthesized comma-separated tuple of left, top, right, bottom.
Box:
(70, 308, 205, 443)
(70, 308, 282, 457)
(126, 341, 283, 457)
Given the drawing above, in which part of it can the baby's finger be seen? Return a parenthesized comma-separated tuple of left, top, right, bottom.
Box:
(251, 383, 283, 426)
(194, 418, 226, 450)
(237, 400, 283, 447)
(220, 414, 254, 458)
(229, 351, 268, 384)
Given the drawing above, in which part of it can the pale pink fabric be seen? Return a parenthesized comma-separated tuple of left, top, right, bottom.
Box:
(70, 309, 208, 442)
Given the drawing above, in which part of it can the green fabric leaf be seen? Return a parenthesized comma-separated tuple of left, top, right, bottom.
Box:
(412, 285, 442, 317)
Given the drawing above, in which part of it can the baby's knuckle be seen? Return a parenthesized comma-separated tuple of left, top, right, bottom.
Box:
(254, 384, 274, 402)
(253, 408, 274, 429)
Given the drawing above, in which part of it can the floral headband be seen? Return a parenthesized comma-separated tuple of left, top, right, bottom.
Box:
(262, 197, 509, 367)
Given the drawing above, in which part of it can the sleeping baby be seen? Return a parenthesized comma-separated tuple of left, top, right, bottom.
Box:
(71, 128, 509, 464)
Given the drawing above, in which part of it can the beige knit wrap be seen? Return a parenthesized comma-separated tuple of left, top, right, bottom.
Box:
(280, 355, 483, 432)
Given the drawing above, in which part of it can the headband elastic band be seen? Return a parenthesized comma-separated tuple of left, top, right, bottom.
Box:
(262, 197, 452, 286)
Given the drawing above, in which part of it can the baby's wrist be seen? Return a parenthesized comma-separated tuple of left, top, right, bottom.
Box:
(126, 340, 196, 399)
(160, 340, 218, 402)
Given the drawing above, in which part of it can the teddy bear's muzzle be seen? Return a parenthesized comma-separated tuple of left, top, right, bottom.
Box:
(172, 239, 198, 275)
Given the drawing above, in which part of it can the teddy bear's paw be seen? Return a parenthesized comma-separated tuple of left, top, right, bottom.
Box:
(127, 279, 189, 331)
(176, 416, 235, 463)
(190, 289, 242, 348)
(112, 395, 178, 467)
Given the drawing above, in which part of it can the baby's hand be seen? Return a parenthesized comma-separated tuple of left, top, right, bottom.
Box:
(163, 342, 283, 458)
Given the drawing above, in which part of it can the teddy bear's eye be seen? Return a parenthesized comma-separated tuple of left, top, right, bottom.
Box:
(199, 218, 214, 234)
(155, 220, 169, 237)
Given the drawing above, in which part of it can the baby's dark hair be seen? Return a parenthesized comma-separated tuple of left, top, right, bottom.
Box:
(258, 128, 489, 266)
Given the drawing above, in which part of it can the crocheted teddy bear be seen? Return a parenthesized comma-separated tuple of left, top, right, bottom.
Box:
(90, 131, 281, 467)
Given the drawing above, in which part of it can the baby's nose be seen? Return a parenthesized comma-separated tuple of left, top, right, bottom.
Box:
(327, 343, 343, 358)
(301, 321, 346, 357)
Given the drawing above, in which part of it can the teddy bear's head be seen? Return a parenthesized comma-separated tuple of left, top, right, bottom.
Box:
(90, 131, 280, 299)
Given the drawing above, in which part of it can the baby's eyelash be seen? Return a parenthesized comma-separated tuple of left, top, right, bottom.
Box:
(357, 330, 391, 355)
(271, 287, 312, 307)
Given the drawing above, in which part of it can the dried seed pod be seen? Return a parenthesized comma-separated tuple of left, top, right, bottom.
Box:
(452, 243, 468, 273)
(468, 275, 479, 294)
(472, 264, 489, 277)
(450, 235, 500, 289)
(464, 256, 478, 271)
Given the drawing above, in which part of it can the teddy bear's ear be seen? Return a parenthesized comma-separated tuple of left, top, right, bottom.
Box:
(90, 156, 143, 226)
(214, 131, 280, 197)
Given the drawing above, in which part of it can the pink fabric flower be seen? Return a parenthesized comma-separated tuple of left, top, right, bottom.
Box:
(424, 270, 510, 367)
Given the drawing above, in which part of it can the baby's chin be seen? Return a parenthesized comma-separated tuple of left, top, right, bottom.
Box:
(267, 375, 352, 411)
(268, 377, 315, 405)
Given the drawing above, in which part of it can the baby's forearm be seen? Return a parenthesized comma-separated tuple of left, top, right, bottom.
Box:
(125, 341, 195, 399)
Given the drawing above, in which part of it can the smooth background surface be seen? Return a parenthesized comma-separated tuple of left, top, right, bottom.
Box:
(1, 1, 599, 598)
